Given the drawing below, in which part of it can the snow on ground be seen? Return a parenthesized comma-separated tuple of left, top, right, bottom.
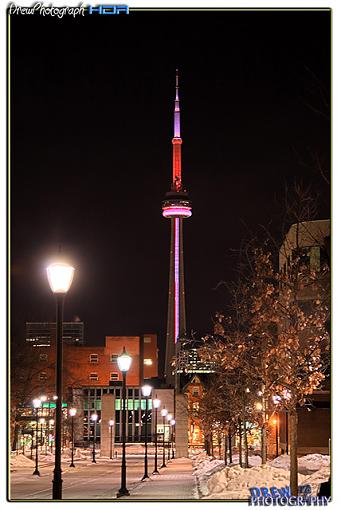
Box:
(10, 454, 34, 470)
(269, 453, 330, 472)
(194, 452, 330, 500)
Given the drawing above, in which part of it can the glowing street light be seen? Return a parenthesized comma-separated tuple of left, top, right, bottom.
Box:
(116, 347, 132, 498)
(109, 419, 115, 460)
(166, 414, 173, 460)
(152, 397, 161, 474)
(255, 402, 263, 411)
(69, 408, 77, 468)
(46, 262, 74, 500)
(170, 419, 176, 459)
(141, 384, 152, 481)
(160, 407, 168, 468)
(32, 398, 41, 476)
(91, 413, 98, 463)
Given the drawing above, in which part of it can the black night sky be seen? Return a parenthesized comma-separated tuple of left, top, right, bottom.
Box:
(11, 9, 331, 367)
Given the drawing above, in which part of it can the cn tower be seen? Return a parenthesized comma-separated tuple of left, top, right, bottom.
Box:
(162, 70, 192, 387)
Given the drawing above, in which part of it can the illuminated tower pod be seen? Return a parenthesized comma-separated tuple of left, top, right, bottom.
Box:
(162, 70, 192, 387)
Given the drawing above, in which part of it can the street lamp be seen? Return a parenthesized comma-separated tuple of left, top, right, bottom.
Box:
(152, 397, 161, 474)
(69, 408, 77, 467)
(46, 262, 74, 500)
(39, 418, 45, 453)
(49, 419, 54, 453)
(160, 407, 168, 468)
(166, 414, 172, 460)
(141, 384, 152, 481)
(109, 419, 114, 460)
(272, 416, 279, 457)
(91, 413, 98, 463)
(170, 419, 176, 459)
(116, 347, 132, 498)
(32, 398, 41, 476)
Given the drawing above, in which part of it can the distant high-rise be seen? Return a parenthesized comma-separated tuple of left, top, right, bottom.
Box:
(162, 70, 192, 386)
(26, 321, 85, 347)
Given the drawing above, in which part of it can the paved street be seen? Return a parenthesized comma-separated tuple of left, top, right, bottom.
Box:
(10, 455, 179, 501)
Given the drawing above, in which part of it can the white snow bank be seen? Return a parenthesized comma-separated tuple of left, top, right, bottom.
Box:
(10, 454, 34, 469)
(200, 463, 330, 500)
(269, 454, 330, 472)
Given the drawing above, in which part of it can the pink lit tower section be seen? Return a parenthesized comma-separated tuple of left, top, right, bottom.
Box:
(162, 70, 192, 387)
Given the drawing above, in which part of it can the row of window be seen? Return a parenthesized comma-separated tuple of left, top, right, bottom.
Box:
(89, 353, 153, 365)
(37, 353, 153, 366)
(37, 372, 120, 381)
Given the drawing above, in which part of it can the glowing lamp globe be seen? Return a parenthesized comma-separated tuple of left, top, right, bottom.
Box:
(166, 414, 173, 422)
(255, 402, 263, 411)
(91, 413, 98, 422)
(109, 419, 114, 427)
(117, 347, 132, 372)
(161, 408, 168, 418)
(170, 419, 176, 426)
(153, 398, 161, 409)
(69, 408, 77, 417)
(40, 395, 47, 402)
(33, 398, 41, 409)
(142, 384, 152, 397)
(46, 263, 75, 294)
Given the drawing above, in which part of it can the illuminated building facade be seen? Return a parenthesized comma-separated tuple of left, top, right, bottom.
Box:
(163, 70, 192, 386)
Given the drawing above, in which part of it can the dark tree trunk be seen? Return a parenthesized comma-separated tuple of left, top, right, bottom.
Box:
(243, 419, 249, 468)
(228, 428, 233, 464)
(289, 408, 298, 496)
(238, 418, 243, 467)
(224, 434, 228, 466)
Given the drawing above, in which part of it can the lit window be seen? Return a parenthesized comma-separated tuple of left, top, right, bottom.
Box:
(89, 373, 98, 381)
(89, 354, 98, 364)
(144, 358, 153, 366)
(39, 372, 47, 381)
(39, 353, 48, 361)
(144, 337, 151, 343)
(111, 354, 118, 363)
(110, 372, 119, 381)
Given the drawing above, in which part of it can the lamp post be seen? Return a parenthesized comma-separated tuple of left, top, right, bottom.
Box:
(91, 413, 98, 463)
(39, 418, 45, 453)
(116, 347, 132, 498)
(69, 408, 77, 467)
(32, 398, 41, 476)
(152, 397, 161, 474)
(170, 419, 175, 459)
(272, 416, 279, 458)
(47, 262, 74, 500)
(160, 407, 168, 468)
(141, 384, 152, 481)
(109, 419, 114, 460)
(166, 414, 172, 460)
(49, 419, 54, 453)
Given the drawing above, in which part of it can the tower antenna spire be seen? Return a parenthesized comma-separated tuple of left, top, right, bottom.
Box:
(174, 69, 180, 138)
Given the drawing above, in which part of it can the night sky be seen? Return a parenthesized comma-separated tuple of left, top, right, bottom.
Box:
(11, 9, 331, 367)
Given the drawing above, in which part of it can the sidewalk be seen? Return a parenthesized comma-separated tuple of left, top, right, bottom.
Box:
(121, 457, 197, 500)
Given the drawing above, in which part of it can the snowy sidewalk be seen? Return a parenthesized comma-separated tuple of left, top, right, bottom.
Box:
(120, 457, 197, 500)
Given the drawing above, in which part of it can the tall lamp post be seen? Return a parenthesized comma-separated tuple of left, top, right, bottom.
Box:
(91, 413, 98, 463)
(152, 396, 161, 474)
(69, 408, 77, 467)
(116, 347, 132, 498)
(170, 419, 176, 459)
(39, 418, 45, 453)
(47, 262, 74, 500)
(109, 419, 114, 460)
(166, 414, 172, 460)
(49, 419, 54, 453)
(32, 398, 41, 476)
(141, 384, 152, 481)
(160, 407, 168, 468)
